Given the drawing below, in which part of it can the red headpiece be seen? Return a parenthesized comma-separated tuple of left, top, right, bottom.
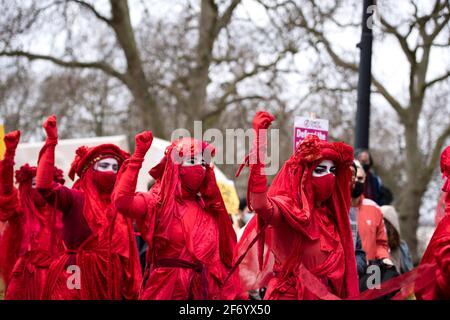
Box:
(149, 137, 215, 180)
(68, 144, 130, 181)
(15, 163, 65, 185)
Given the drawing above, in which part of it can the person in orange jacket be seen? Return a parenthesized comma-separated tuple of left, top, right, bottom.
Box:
(350, 160, 391, 264)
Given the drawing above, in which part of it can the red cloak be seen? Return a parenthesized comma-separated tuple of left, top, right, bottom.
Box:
(234, 135, 359, 299)
(114, 138, 240, 300)
(38, 143, 142, 300)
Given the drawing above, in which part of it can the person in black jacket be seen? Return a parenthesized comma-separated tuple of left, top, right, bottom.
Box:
(350, 161, 368, 278)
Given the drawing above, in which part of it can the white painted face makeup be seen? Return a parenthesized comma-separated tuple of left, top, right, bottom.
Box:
(93, 158, 119, 173)
(312, 160, 336, 177)
(181, 154, 206, 169)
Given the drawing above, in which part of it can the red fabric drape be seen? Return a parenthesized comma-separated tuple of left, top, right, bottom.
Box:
(234, 135, 359, 299)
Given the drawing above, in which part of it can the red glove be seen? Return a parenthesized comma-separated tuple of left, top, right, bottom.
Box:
(36, 115, 58, 189)
(253, 111, 275, 162)
(43, 115, 58, 141)
(0, 131, 20, 194)
(4, 130, 21, 159)
(249, 112, 274, 192)
(134, 131, 153, 159)
(253, 111, 275, 131)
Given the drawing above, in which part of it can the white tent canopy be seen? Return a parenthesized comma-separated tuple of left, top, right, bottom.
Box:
(13, 135, 239, 213)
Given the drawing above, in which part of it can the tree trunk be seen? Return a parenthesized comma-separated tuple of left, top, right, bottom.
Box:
(184, 0, 218, 131)
(110, 0, 166, 138)
(397, 184, 426, 264)
(396, 117, 426, 264)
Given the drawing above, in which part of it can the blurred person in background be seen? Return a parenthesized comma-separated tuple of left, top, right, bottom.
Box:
(356, 149, 383, 206)
(350, 161, 368, 279)
(234, 198, 254, 240)
(381, 205, 414, 274)
(351, 160, 398, 295)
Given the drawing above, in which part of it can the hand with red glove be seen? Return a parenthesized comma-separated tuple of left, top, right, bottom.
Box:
(1, 130, 21, 194)
(43, 115, 58, 141)
(134, 131, 153, 159)
(36, 116, 59, 189)
(4, 130, 21, 159)
(249, 111, 275, 193)
(253, 111, 276, 131)
(252, 111, 275, 163)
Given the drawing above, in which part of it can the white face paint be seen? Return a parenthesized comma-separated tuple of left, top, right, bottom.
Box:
(312, 159, 336, 177)
(32, 177, 37, 189)
(181, 154, 206, 169)
(93, 158, 119, 173)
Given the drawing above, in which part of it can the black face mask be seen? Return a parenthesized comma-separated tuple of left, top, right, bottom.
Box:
(352, 181, 365, 198)
(362, 163, 371, 172)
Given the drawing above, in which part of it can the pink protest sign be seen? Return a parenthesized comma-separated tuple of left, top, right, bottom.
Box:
(293, 116, 329, 151)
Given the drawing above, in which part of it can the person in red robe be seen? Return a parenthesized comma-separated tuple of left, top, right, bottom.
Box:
(37, 115, 141, 300)
(113, 131, 240, 300)
(234, 111, 359, 300)
(0, 130, 64, 300)
(415, 146, 450, 299)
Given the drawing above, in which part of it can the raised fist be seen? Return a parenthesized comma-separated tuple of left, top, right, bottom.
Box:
(43, 115, 58, 140)
(252, 111, 275, 131)
(4, 130, 21, 153)
(134, 131, 153, 158)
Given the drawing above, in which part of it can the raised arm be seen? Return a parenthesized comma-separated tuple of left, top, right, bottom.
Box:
(0, 130, 20, 195)
(246, 111, 281, 226)
(36, 115, 58, 190)
(0, 130, 21, 221)
(36, 115, 74, 213)
(113, 131, 153, 220)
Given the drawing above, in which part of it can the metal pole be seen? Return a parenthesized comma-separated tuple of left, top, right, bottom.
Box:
(355, 0, 374, 150)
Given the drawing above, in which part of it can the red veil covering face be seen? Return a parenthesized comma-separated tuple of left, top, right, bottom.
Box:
(235, 135, 359, 299)
(0, 164, 64, 297)
(67, 145, 131, 234)
(129, 137, 239, 299)
(42, 144, 142, 300)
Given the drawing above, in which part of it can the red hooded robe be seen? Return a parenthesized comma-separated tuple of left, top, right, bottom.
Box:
(38, 142, 142, 300)
(114, 138, 240, 300)
(234, 135, 359, 300)
(0, 161, 64, 300)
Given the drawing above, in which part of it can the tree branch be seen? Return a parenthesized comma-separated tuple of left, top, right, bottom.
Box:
(378, 14, 416, 65)
(68, 0, 112, 25)
(0, 50, 126, 83)
(202, 54, 287, 121)
(425, 70, 450, 89)
(216, 0, 242, 36)
(371, 76, 407, 119)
